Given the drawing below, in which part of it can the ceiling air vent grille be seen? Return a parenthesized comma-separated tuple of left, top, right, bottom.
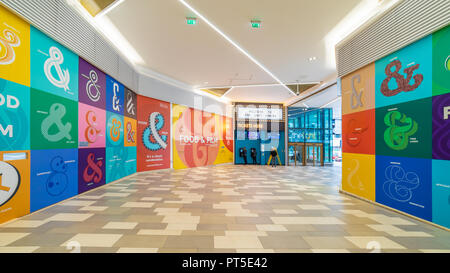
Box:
(336, 0, 450, 78)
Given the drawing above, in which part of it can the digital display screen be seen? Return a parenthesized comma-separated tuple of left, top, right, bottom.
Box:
(268, 132, 280, 139)
(248, 132, 260, 140)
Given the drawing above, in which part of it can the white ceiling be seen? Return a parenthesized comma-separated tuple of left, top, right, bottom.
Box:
(104, 0, 366, 103)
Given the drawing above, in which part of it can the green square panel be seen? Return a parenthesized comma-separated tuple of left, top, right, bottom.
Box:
(30, 89, 78, 149)
(376, 97, 431, 159)
(432, 25, 450, 96)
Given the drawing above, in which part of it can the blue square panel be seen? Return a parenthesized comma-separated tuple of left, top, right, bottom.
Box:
(376, 155, 432, 221)
(30, 149, 78, 212)
(106, 75, 124, 115)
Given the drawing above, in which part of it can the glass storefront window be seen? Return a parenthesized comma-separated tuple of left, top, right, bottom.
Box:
(287, 107, 333, 163)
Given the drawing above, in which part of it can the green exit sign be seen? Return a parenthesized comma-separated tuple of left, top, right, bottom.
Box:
(251, 20, 261, 28)
(186, 17, 197, 25)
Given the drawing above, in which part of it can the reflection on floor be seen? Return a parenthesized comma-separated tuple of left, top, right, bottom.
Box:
(0, 165, 449, 253)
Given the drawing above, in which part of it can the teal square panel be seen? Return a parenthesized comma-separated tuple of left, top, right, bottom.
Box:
(30, 26, 78, 101)
(106, 146, 136, 184)
(0, 78, 30, 151)
(375, 35, 432, 108)
(106, 111, 124, 147)
(432, 159, 450, 229)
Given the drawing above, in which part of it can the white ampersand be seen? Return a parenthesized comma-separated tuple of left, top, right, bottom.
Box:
(44, 46, 70, 92)
(112, 83, 120, 111)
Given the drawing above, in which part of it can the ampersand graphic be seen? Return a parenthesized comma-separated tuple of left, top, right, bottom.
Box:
(110, 118, 122, 143)
(126, 122, 135, 143)
(126, 93, 135, 116)
(46, 156, 68, 196)
(82, 70, 101, 102)
(351, 74, 363, 109)
(347, 159, 365, 191)
(0, 29, 20, 65)
(41, 103, 72, 142)
(383, 111, 418, 151)
(0, 161, 20, 207)
(380, 59, 423, 97)
(85, 111, 100, 144)
(383, 165, 419, 202)
(112, 83, 121, 112)
(346, 119, 368, 147)
(83, 153, 103, 183)
(445, 55, 450, 71)
(44, 46, 70, 92)
(143, 112, 167, 151)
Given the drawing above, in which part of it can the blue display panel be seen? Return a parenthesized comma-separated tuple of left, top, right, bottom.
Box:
(376, 155, 432, 221)
(432, 159, 450, 229)
(375, 35, 432, 108)
(106, 75, 124, 115)
(30, 149, 78, 212)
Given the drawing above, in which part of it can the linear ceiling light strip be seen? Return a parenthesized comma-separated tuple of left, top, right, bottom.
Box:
(178, 0, 297, 97)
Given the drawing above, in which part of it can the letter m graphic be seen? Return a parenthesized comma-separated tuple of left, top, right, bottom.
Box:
(0, 124, 13, 138)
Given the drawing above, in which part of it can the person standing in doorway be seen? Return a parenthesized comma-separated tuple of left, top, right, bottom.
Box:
(270, 147, 278, 167)
(251, 148, 257, 165)
(243, 147, 248, 165)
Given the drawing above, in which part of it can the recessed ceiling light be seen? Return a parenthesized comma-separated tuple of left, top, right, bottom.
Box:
(178, 0, 296, 97)
(309, 57, 317, 62)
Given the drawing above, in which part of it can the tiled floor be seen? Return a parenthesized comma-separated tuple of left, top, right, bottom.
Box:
(0, 164, 449, 253)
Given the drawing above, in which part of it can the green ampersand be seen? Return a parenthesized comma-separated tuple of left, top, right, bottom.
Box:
(383, 111, 418, 151)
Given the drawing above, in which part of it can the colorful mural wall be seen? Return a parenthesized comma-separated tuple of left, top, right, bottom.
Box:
(0, 5, 234, 225)
(341, 25, 450, 229)
(0, 5, 138, 223)
(172, 104, 234, 170)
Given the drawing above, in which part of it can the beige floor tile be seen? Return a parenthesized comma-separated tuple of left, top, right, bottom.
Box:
(2, 220, 47, 228)
(271, 217, 345, 225)
(214, 236, 263, 249)
(61, 234, 123, 248)
(298, 205, 330, 210)
(0, 246, 39, 253)
(236, 249, 275, 253)
(117, 248, 158, 253)
(79, 206, 108, 212)
(0, 233, 30, 246)
(312, 249, 350, 253)
(121, 202, 154, 208)
(138, 229, 182, 236)
(256, 225, 288, 232)
(165, 223, 197, 231)
(46, 213, 94, 222)
(273, 209, 297, 214)
(59, 200, 97, 207)
(420, 249, 450, 253)
(103, 222, 138, 230)
(344, 236, 406, 250)
(225, 231, 267, 236)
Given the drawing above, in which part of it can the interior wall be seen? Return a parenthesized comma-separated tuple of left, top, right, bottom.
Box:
(0, 3, 233, 226)
(340, 25, 449, 229)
